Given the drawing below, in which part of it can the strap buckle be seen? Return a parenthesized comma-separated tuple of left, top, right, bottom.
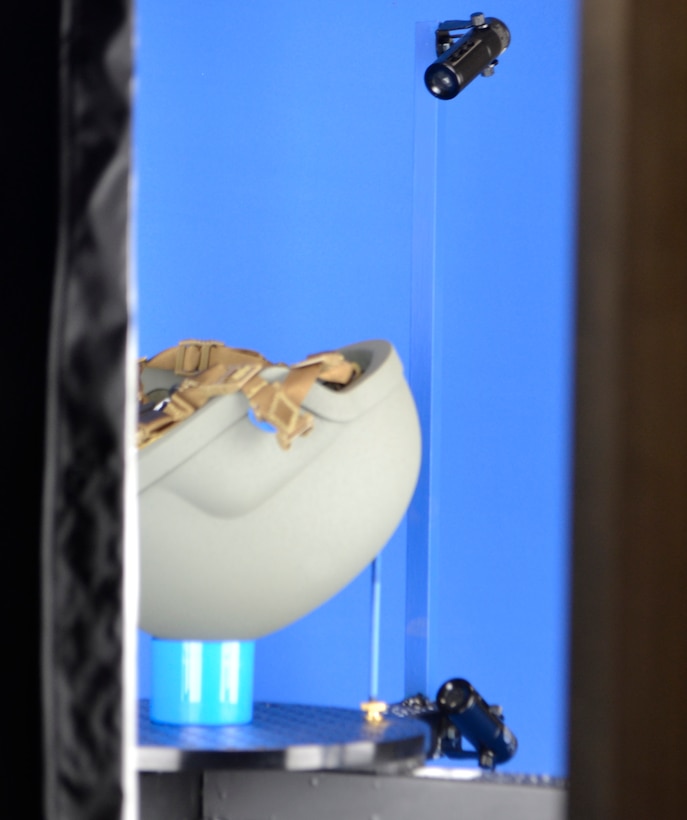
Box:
(174, 340, 224, 376)
(251, 382, 314, 450)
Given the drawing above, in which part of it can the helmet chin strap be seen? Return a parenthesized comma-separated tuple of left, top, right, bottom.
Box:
(137, 340, 360, 450)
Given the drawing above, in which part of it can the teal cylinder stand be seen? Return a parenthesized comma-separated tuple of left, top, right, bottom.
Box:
(150, 639, 255, 725)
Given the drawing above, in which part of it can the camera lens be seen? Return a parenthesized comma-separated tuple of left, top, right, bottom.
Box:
(437, 678, 473, 711)
(424, 65, 460, 99)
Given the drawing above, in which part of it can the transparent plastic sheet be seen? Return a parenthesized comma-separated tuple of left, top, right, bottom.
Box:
(41, 1, 134, 818)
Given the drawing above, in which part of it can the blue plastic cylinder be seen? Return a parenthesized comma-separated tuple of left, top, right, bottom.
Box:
(150, 639, 255, 725)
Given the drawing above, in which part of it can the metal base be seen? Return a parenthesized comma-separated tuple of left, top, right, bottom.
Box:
(206, 769, 566, 820)
(138, 699, 430, 773)
(139, 768, 567, 820)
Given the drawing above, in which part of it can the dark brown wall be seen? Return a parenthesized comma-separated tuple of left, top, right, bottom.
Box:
(569, 1, 687, 818)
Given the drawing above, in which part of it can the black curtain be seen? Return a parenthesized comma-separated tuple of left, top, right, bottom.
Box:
(4, 2, 61, 817)
(2, 1, 132, 818)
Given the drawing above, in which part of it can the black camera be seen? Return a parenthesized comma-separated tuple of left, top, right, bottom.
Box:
(436, 677, 518, 768)
(425, 13, 510, 100)
(391, 677, 518, 769)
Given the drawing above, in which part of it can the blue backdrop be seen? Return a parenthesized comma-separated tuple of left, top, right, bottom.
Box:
(134, 0, 578, 776)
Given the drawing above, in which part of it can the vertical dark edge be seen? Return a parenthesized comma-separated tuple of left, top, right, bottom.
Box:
(1, 1, 60, 817)
(568, 1, 628, 815)
(42, 0, 134, 819)
(569, 0, 687, 818)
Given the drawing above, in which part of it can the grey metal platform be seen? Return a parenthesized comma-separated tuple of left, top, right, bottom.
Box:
(206, 769, 566, 820)
(140, 767, 567, 820)
(138, 700, 566, 819)
(203, 768, 566, 820)
(138, 699, 430, 773)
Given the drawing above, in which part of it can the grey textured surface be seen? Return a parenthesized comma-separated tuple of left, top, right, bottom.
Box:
(139, 772, 202, 820)
(137, 768, 566, 820)
(204, 769, 566, 820)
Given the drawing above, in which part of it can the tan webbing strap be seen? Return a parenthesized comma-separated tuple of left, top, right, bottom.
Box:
(141, 340, 267, 380)
(138, 341, 360, 451)
(137, 361, 264, 449)
(247, 380, 315, 448)
(292, 351, 359, 386)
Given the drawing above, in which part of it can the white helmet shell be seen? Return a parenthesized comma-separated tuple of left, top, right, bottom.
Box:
(138, 339, 421, 641)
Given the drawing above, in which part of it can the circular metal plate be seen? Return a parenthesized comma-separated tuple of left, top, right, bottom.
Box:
(138, 700, 430, 773)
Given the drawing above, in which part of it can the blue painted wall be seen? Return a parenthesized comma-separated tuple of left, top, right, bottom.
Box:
(135, 0, 577, 776)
